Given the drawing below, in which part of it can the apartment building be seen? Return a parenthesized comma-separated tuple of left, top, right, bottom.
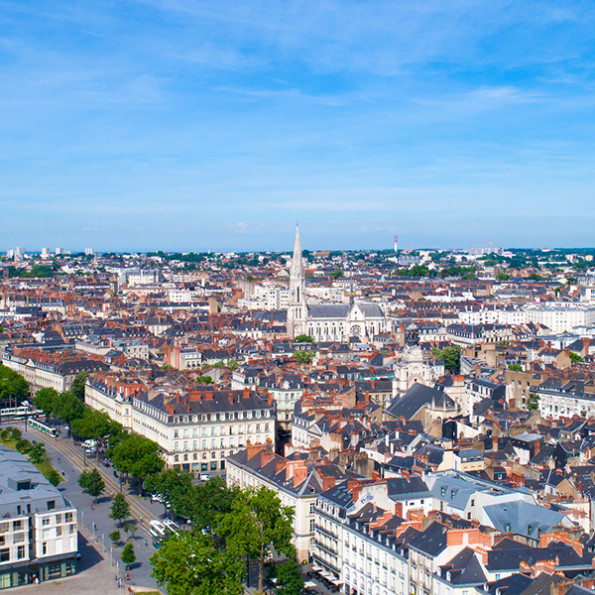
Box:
(86, 378, 276, 471)
(2, 351, 109, 393)
(0, 446, 78, 589)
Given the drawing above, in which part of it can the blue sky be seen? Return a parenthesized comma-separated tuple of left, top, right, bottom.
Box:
(2, 1, 595, 252)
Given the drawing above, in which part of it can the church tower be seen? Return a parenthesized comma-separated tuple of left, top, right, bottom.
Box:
(287, 225, 307, 338)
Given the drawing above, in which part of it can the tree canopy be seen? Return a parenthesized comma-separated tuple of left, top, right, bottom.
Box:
(151, 531, 244, 595)
(0, 365, 29, 404)
(220, 485, 294, 592)
(110, 492, 130, 526)
(78, 468, 105, 502)
(431, 346, 461, 375)
(112, 434, 164, 480)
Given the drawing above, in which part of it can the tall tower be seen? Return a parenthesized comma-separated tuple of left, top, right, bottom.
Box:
(394, 233, 398, 253)
(287, 225, 307, 338)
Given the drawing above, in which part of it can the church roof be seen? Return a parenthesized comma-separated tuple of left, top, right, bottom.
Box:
(308, 304, 350, 319)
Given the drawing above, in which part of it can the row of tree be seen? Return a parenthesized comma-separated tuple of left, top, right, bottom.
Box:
(147, 472, 301, 595)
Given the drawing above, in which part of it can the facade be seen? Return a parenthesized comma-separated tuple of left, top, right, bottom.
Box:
(85, 380, 275, 471)
(2, 352, 109, 393)
(286, 227, 389, 342)
(0, 446, 78, 589)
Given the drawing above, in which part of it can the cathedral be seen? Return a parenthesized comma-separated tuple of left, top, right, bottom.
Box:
(286, 226, 389, 342)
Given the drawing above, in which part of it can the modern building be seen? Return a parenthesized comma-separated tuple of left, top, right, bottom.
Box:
(0, 446, 78, 589)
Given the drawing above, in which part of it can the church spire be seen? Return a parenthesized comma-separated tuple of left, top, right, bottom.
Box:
(290, 224, 304, 279)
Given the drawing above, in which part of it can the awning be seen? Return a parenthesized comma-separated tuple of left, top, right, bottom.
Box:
(305, 581, 318, 588)
(310, 565, 323, 573)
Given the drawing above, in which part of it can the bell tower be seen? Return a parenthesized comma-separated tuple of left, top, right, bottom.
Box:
(287, 225, 307, 337)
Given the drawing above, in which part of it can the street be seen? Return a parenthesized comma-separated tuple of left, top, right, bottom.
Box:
(11, 421, 166, 593)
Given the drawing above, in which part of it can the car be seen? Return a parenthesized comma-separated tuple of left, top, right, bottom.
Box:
(199, 473, 210, 481)
(151, 493, 166, 504)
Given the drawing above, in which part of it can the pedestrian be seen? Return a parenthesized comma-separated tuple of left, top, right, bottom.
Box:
(139, 515, 143, 523)
(145, 539, 148, 547)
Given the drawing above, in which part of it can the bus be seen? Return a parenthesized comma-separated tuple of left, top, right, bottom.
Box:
(149, 519, 180, 548)
(28, 418, 58, 437)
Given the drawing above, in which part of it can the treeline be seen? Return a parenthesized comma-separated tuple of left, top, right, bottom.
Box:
(147, 471, 301, 595)
(34, 373, 164, 486)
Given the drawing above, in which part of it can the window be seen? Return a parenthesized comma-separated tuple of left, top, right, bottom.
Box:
(310, 503, 315, 514)
(42, 518, 50, 526)
(310, 520, 315, 533)
(0, 549, 8, 562)
(17, 546, 25, 560)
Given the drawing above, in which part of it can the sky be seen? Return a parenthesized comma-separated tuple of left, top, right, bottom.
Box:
(2, 1, 595, 252)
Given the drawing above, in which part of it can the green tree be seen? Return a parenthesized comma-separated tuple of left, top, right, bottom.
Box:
(569, 351, 583, 363)
(72, 371, 90, 401)
(431, 346, 461, 374)
(227, 359, 240, 371)
(27, 441, 46, 465)
(196, 376, 214, 384)
(145, 468, 191, 516)
(331, 269, 343, 279)
(110, 530, 121, 546)
(508, 364, 522, 372)
(221, 486, 294, 593)
(151, 532, 244, 595)
(71, 409, 112, 441)
(496, 272, 511, 281)
(0, 365, 29, 404)
(78, 468, 105, 502)
(527, 393, 540, 411)
(293, 350, 314, 365)
(294, 335, 314, 343)
(45, 469, 62, 486)
(54, 391, 86, 424)
(110, 492, 131, 527)
(112, 434, 164, 483)
(276, 559, 304, 595)
(34, 387, 59, 419)
(184, 477, 239, 533)
(121, 541, 136, 569)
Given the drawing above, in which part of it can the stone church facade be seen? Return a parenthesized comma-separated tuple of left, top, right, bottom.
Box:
(287, 227, 389, 342)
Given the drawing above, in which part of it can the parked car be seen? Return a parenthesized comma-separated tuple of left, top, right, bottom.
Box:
(199, 473, 210, 481)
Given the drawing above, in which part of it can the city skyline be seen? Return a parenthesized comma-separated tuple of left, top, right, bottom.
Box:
(2, 1, 595, 251)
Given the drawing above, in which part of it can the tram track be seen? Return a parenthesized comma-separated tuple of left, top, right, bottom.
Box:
(27, 425, 155, 533)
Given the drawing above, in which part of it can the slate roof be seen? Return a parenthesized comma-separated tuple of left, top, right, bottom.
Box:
(483, 500, 571, 537)
(385, 382, 455, 420)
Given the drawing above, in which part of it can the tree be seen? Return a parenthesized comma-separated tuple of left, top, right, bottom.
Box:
(294, 335, 313, 343)
(331, 269, 343, 279)
(228, 359, 240, 371)
(0, 365, 29, 404)
(72, 371, 90, 401)
(293, 350, 314, 365)
(431, 346, 461, 375)
(110, 492, 130, 527)
(221, 486, 294, 593)
(54, 391, 86, 424)
(110, 530, 121, 546)
(527, 393, 540, 411)
(121, 541, 136, 569)
(78, 468, 105, 502)
(151, 532, 245, 595)
(196, 376, 214, 384)
(112, 434, 164, 482)
(45, 469, 62, 486)
(569, 351, 583, 363)
(124, 522, 137, 540)
(27, 441, 46, 465)
(508, 364, 522, 372)
(184, 477, 239, 533)
(71, 408, 111, 441)
(34, 387, 59, 419)
(276, 559, 304, 595)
